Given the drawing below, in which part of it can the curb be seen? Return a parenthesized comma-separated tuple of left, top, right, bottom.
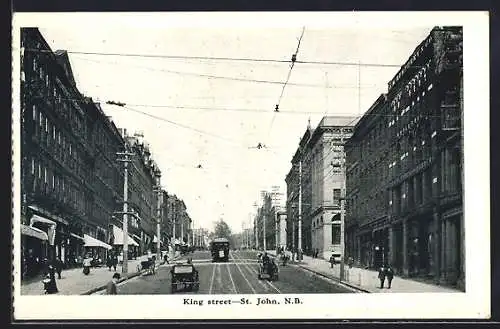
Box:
(81, 256, 182, 295)
(294, 263, 371, 293)
(268, 252, 370, 294)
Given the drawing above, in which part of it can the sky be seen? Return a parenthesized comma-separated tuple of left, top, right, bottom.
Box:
(37, 23, 433, 234)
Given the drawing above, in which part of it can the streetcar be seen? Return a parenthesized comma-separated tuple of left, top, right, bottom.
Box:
(210, 237, 230, 262)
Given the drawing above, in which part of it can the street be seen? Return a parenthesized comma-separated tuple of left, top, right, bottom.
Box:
(105, 250, 352, 294)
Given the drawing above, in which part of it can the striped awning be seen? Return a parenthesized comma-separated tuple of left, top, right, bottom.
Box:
(21, 224, 48, 241)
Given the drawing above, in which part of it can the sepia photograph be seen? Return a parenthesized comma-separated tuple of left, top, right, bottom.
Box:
(11, 11, 490, 320)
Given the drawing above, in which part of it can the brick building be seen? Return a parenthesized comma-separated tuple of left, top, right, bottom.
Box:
(164, 194, 192, 245)
(345, 26, 463, 289)
(345, 94, 390, 269)
(20, 28, 169, 278)
(119, 132, 159, 255)
(21, 28, 98, 276)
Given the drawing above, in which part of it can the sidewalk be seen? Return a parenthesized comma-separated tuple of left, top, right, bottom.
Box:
(266, 250, 460, 293)
(21, 254, 177, 295)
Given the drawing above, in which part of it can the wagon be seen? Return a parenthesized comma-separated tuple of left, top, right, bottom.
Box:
(258, 260, 279, 281)
(170, 263, 199, 293)
(137, 257, 156, 275)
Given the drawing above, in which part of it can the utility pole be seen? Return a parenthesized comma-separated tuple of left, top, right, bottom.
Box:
(117, 149, 134, 274)
(339, 128, 346, 281)
(154, 170, 162, 263)
(172, 201, 176, 241)
(181, 215, 184, 243)
(263, 205, 267, 251)
(298, 159, 303, 256)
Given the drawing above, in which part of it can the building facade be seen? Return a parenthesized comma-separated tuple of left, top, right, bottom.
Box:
(21, 28, 102, 276)
(20, 28, 170, 279)
(345, 95, 390, 269)
(345, 26, 464, 289)
(122, 132, 159, 255)
(307, 117, 356, 259)
(285, 117, 355, 259)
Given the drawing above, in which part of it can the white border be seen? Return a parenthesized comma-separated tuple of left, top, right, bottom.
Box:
(12, 11, 490, 320)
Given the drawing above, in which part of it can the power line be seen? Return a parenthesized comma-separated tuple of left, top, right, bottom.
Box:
(27, 48, 413, 68)
(266, 27, 306, 142)
(71, 55, 379, 90)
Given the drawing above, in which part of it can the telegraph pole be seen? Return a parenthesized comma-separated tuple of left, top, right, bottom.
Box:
(298, 159, 303, 256)
(172, 202, 176, 241)
(117, 149, 134, 274)
(154, 170, 162, 263)
(339, 128, 346, 281)
(263, 206, 267, 251)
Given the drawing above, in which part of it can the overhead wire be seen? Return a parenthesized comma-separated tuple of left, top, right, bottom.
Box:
(26, 47, 417, 68)
(266, 27, 306, 142)
(70, 55, 378, 90)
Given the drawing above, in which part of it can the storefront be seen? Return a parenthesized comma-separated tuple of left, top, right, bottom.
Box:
(84, 234, 112, 264)
(111, 225, 139, 261)
(21, 224, 48, 279)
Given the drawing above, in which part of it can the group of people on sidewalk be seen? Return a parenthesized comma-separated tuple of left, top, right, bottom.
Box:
(378, 264, 395, 289)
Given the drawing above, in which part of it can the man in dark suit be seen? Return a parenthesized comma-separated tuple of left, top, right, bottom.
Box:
(106, 273, 121, 295)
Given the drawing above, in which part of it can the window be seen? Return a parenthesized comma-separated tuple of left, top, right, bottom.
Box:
(32, 105, 36, 121)
(52, 173, 55, 189)
(38, 163, 41, 179)
(31, 158, 35, 175)
(44, 167, 47, 183)
(45, 117, 48, 133)
(333, 188, 341, 207)
(331, 224, 341, 245)
(53, 126, 56, 140)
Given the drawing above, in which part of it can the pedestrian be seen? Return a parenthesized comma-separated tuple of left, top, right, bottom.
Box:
(385, 264, 394, 289)
(43, 263, 58, 294)
(83, 254, 92, 275)
(112, 254, 118, 272)
(329, 254, 335, 268)
(106, 273, 121, 295)
(55, 256, 63, 279)
(107, 254, 113, 271)
(378, 265, 386, 289)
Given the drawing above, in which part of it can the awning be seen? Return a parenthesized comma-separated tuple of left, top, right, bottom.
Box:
(21, 224, 48, 241)
(30, 214, 56, 227)
(30, 215, 56, 245)
(84, 234, 112, 250)
(28, 205, 68, 225)
(70, 233, 85, 241)
(112, 225, 139, 246)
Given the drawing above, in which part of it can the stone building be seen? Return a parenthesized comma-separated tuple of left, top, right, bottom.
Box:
(345, 26, 464, 289)
(285, 117, 356, 259)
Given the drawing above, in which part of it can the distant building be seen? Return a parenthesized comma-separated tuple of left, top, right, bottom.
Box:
(275, 211, 287, 250)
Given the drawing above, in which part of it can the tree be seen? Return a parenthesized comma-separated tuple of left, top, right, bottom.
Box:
(213, 219, 233, 245)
